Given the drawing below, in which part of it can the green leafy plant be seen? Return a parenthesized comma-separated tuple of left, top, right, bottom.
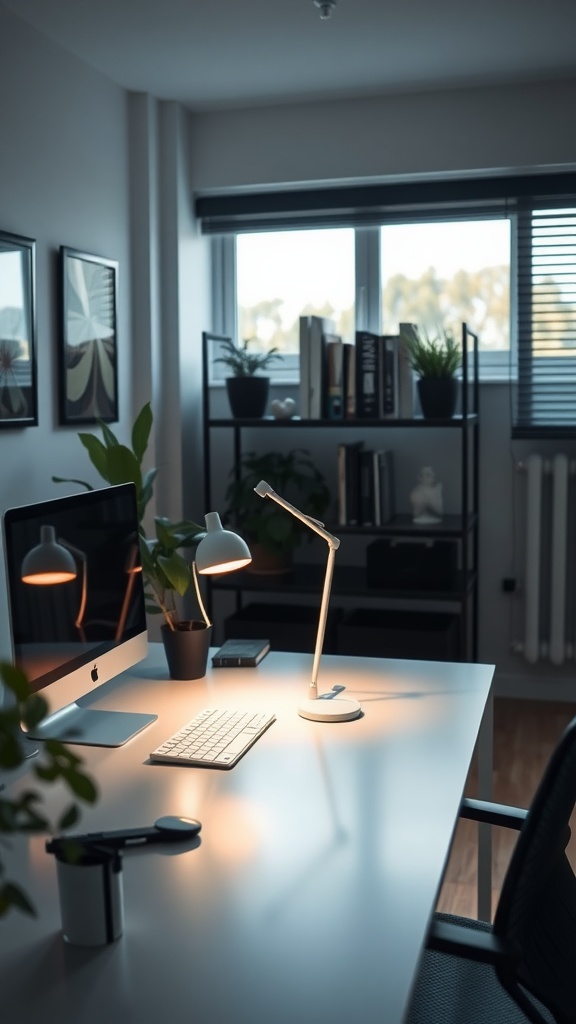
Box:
(0, 662, 97, 918)
(224, 449, 330, 555)
(404, 327, 461, 379)
(214, 337, 281, 377)
(52, 402, 205, 631)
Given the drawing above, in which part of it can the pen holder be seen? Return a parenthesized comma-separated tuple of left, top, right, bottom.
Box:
(47, 840, 124, 946)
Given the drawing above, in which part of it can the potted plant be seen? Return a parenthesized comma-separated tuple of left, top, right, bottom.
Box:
(52, 404, 210, 679)
(223, 448, 330, 574)
(403, 326, 461, 419)
(215, 337, 281, 419)
(0, 662, 97, 918)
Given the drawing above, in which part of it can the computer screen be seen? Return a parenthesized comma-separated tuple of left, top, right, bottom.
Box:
(2, 482, 156, 746)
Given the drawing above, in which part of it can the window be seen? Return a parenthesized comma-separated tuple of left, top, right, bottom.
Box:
(216, 219, 511, 381)
(235, 229, 354, 380)
(380, 220, 510, 355)
(514, 205, 576, 438)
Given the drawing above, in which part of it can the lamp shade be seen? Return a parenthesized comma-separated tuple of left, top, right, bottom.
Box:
(195, 512, 251, 575)
(21, 525, 77, 585)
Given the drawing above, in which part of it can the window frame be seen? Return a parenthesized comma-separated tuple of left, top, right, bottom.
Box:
(211, 218, 514, 385)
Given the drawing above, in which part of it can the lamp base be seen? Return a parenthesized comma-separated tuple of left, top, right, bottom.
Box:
(297, 695, 362, 723)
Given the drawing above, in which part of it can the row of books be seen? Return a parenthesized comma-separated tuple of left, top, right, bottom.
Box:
(299, 316, 418, 421)
(337, 443, 395, 528)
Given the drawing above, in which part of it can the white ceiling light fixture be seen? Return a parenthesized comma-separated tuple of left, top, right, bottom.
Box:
(314, 0, 337, 19)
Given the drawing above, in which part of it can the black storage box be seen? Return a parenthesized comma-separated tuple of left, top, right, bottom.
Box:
(366, 538, 458, 591)
(224, 602, 341, 654)
(337, 608, 459, 661)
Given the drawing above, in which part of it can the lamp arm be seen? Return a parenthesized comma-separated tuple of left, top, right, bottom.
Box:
(310, 544, 336, 699)
(254, 481, 340, 551)
(192, 561, 212, 628)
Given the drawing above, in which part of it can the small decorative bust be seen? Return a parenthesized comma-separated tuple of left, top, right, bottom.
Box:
(410, 466, 443, 524)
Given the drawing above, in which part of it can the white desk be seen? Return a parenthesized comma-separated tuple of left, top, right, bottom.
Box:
(0, 646, 494, 1024)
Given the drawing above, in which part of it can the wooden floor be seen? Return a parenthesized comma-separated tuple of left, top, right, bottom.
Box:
(436, 696, 576, 920)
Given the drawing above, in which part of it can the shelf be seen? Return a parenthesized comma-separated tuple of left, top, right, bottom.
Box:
(208, 414, 479, 429)
(210, 563, 477, 602)
(203, 324, 480, 661)
(332, 513, 477, 538)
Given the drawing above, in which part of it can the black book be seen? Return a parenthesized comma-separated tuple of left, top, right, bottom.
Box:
(212, 638, 271, 668)
(355, 330, 381, 418)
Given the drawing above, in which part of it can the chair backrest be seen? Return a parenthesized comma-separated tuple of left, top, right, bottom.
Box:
(494, 714, 576, 1023)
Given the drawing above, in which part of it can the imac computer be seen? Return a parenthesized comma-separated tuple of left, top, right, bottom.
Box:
(2, 482, 156, 747)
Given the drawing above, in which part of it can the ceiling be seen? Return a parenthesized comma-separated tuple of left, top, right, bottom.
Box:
(3, 0, 576, 111)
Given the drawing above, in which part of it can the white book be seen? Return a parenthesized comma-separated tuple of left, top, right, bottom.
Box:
(309, 315, 335, 419)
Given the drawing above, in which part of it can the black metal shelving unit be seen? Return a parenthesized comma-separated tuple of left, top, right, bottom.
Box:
(202, 325, 480, 661)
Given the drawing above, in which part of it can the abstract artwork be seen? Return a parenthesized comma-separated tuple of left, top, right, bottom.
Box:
(60, 247, 118, 424)
(0, 230, 37, 428)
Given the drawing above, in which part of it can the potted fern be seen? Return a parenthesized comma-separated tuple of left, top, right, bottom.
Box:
(404, 327, 461, 419)
(215, 337, 281, 419)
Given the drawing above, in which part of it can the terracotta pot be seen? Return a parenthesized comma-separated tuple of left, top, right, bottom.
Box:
(161, 621, 212, 680)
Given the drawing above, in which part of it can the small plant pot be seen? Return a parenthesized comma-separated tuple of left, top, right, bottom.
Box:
(161, 621, 212, 680)
(417, 377, 459, 419)
(226, 376, 269, 419)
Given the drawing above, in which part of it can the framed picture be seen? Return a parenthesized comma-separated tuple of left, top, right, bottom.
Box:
(59, 246, 119, 424)
(0, 230, 37, 428)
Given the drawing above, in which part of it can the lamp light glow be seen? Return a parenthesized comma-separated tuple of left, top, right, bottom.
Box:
(254, 480, 361, 722)
(21, 525, 77, 584)
(192, 512, 252, 626)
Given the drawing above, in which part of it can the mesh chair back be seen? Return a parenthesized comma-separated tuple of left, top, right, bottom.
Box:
(494, 715, 576, 1022)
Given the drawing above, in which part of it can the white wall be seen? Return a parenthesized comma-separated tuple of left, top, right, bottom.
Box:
(0, 9, 134, 662)
(189, 77, 576, 191)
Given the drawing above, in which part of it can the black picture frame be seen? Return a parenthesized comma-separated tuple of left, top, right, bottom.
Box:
(59, 246, 119, 424)
(0, 230, 37, 428)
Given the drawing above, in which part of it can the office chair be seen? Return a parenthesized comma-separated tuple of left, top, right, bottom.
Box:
(407, 715, 576, 1024)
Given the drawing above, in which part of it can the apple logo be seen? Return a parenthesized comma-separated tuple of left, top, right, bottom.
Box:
(91, 664, 99, 683)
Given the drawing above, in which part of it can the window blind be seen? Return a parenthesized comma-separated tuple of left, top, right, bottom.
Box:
(514, 202, 576, 439)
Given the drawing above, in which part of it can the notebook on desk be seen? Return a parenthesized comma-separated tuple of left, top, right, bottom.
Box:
(211, 638, 270, 668)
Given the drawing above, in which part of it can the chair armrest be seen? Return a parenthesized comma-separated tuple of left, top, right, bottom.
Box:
(428, 918, 517, 966)
(460, 797, 527, 831)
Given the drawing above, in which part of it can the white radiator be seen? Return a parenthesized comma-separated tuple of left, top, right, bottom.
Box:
(518, 453, 574, 664)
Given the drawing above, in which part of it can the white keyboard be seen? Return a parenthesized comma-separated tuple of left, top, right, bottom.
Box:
(150, 707, 276, 769)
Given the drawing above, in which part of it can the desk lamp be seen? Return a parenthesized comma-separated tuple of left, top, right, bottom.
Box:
(254, 480, 361, 722)
(192, 512, 252, 626)
(21, 525, 88, 640)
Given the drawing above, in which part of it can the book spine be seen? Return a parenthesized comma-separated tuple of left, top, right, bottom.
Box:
(337, 443, 347, 525)
(345, 442, 363, 525)
(309, 316, 332, 419)
(398, 324, 417, 419)
(381, 336, 399, 418)
(343, 342, 356, 419)
(377, 450, 396, 524)
(359, 449, 375, 526)
(355, 331, 381, 419)
(373, 450, 381, 526)
(213, 657, 257, 667)
(299, 316, 310, 418)
(325, 337, 344, 419)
